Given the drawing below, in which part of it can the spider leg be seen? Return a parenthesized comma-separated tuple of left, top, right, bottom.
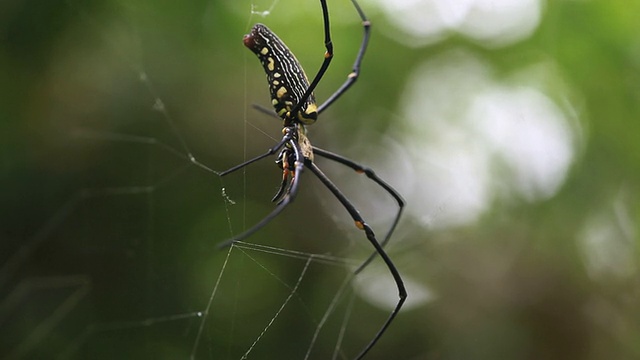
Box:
(218, 131, 292, 177)
(318, 0, 370, 114)
(289, 0, 333, 118)
(306, 162, 407, 360)
(217, 137, 305, 249)
(312, 147, 405, 274)
(252, 103, 280, 119)
(271, 151, 295, 203)
(271, 165, 290, 203)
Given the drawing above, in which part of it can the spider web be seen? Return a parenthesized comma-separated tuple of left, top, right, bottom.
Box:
(1, 1, 405, 359)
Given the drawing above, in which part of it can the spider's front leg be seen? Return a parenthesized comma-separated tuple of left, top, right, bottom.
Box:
(217, 127, 305, 249)
(217, 129, 292, 177)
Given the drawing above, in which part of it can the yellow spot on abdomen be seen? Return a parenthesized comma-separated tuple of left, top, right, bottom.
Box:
(300, 103, 318, 124)
(276, 86, 287, 99)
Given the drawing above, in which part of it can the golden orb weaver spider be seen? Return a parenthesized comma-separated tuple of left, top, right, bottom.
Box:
(216, 0, 407, 358)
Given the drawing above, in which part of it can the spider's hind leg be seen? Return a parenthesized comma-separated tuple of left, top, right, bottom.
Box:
(312, 146, 405, 273)
(306, 161, 406, 360)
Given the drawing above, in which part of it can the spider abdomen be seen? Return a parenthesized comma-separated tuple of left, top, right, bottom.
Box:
(243, 23, 318, 125)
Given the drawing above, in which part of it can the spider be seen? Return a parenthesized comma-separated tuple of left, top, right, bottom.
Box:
(216, 0, 407, 358)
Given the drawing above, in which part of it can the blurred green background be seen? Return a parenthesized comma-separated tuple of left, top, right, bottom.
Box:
(2, 0, 639, 359)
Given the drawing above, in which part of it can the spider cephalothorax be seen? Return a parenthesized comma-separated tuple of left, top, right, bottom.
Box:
(272, 124, 314, 203)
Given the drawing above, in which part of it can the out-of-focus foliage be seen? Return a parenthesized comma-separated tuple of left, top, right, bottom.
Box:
(1, 0, 638, 359)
